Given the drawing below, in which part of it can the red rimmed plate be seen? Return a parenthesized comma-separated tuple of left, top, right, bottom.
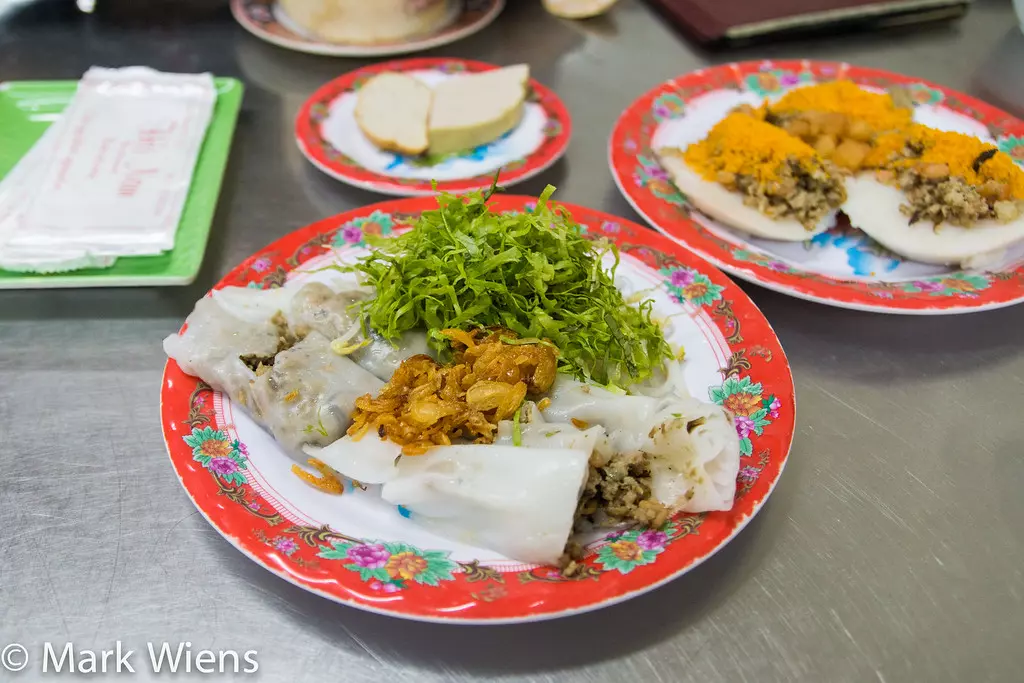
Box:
(296, 58, 572, 197)
(231, 0, 505, 58)
(160, 196, 794, 623)
(609, 60, 1024, 314)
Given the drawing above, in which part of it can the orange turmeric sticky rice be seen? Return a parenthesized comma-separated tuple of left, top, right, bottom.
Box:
(759, 81, 914, 172)
(346, 329, 558, 456)
(866, 124, 1024, 198)
(683, 112, 819, 183)
(770, 81, 912, 133)
(865, 124, 1024, 227)
(673, 112, 846, 228)
(864, 125, 1024, 227)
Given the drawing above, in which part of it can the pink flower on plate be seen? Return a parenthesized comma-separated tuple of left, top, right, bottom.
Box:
(913, 280, 945, 292)
(653, 104, 673, 120)
(644, 165, 670, 182)
(369, 580, 383, 591)
(670, 269, 696, 288)
(768, 397, 781, 419)
(238, 441, 249, 456)
(601, 221, 621, 234)
(766, 261, 790, 272)
(382, 583, 401, 594)
(734, 415, 755, 440)
(250, 257, 272, 273)
(208, 457, 239, 476)
(738, 466, 760, 483)
(341, 224, 364, 243)
(347, 543, 390, 569)
(637, 530, 668, 550)
(274, 538, 299, 556)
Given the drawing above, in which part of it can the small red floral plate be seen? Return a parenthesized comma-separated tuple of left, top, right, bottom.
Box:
(160, 196, 795, 623)
(296, 58, 572, 197)
(609, 60, 1024, 314)
(231, 0, 504, 58)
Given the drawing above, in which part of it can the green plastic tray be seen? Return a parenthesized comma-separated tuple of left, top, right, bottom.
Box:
(0, 77, 243, 289)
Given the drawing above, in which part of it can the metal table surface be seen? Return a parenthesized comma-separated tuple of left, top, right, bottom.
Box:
(1, 1, 1022, 681)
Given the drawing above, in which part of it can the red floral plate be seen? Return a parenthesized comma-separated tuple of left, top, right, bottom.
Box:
(296, 58, 571, 197)
(231, 0, 504, 58)
(160, 196, 795, 623)
(609, 60, 1024, 314)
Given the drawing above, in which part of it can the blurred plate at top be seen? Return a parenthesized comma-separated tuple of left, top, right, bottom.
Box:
(231, 0, 504, 57)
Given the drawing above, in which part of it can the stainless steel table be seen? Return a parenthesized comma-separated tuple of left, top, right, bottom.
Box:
(2, 1, 1022, 681)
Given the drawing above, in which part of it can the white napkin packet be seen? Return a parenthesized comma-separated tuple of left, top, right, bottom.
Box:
(0, 67, 217, 273)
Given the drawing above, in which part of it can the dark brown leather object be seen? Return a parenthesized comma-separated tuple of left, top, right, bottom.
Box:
(643, 0, 969, 47)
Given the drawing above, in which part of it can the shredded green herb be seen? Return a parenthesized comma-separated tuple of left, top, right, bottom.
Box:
(302, 407, 329, 437)
(512, 405, 523, 447)
(349, 178, 672, 387)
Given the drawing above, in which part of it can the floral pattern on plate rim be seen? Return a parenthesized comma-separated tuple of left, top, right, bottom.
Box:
(295, 57, 572, 196)
(162, 196, 795, 622)
(184, 426, 250, 486)
(609, 59, 1024, 314)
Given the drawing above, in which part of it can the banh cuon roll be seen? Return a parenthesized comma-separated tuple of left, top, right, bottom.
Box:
(657, 112, 847, 240)
(844, 124, 1024, 268)
(164, 183, 743, 573)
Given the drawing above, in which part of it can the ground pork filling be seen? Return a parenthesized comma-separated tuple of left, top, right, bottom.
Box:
(558, 448, 671, 577)
(879, 166, 1024, 227)
(726, 158, 846, 229)
(239, 312, 303, 376)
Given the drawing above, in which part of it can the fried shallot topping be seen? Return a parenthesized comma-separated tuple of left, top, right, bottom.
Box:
(347, 329, 558, 455)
